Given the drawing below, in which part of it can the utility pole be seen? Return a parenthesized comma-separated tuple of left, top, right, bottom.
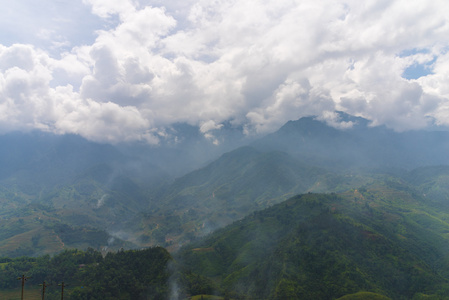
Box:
(39, 281, 50, 300)
(17, 274, 31, 300)
(58, 282, 67, 300)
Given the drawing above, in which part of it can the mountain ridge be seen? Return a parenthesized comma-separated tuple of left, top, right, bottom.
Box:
(254, 112, 449, 169)
(177, 182, 449, 299)
(0, 112, 448, 256)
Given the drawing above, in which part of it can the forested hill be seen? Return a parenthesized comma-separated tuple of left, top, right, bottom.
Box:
(0, 247, 172, 299)
(0, 246, 219, 299)
(3, 180, 449, 299)
(0, 113, 449, 258)
(177, 181, 449, 299)
(125, 146, 370, 249)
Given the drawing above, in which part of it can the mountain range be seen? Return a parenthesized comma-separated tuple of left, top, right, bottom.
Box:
(1, 112, 449, 298)
(0, 112, 448, 256)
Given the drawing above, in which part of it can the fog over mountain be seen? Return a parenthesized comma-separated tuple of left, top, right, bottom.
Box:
(1, 110, 449, 298)
(1, 112, 447, 191)
(2, 2, 449, 298)
(254, 112, 449, 170)
(0, 112, 448, 256)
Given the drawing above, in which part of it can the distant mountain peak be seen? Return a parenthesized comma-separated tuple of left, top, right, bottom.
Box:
(253, 111, 449, 170)
(330, 111, 370, 128)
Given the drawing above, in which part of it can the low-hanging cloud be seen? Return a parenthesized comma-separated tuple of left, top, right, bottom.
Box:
(1, 0, 449, 143)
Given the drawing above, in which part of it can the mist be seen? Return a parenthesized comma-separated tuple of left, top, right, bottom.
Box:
(1, 111, 449, 298)
(1, 112, 449, 252)
(1, 0, 449, 298)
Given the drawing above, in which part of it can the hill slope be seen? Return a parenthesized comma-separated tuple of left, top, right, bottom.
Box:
(1, 113, 449, 256)
(0, 133, 164, 256)
(177, 181, 449, 299)
(129, 146, 371, 248)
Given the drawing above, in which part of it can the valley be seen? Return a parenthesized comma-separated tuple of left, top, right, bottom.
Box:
(0, 113, 448, 298)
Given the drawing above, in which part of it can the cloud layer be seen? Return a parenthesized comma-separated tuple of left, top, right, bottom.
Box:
(1, 0, 449, 143)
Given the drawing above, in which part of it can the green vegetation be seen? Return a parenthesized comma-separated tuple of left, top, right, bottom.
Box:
(0, 287, 42, 300)
(3, 164, 449, 298)
(337, 291, 391, 299)
(2, 116, 449, 299)
(190, 296, 224, 300)
(0, 247, 172, 299)
(131, 146, 373, 249)
(0, 204, 134, 258)
(177, 183, 449, 299)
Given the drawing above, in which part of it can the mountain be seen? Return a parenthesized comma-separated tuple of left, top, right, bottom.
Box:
(0, 132, 125, 191)
(0, 123, 251, 192)
(0, 203, 135, 257)
(177, 180, 449, 299)
(0, 132, 170, 256)
(0, 125, 252, 256)
(1, 113, 449, 298)
(404, 165, 449, 204)
(127, 112, 449, 248)
(253, 112, 449, 170)
(1, 113, 449, 256)
(125, 146, 373, 249)
(116, 122, 253, 177)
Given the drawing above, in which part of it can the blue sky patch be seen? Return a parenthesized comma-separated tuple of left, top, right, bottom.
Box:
(399, 48, 429, 57)
(402, 58, 435, 80)
(400, 48, 435, 80)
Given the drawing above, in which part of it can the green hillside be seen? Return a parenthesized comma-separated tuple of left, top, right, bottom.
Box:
(405, 165, 449, 204)
(0, 168, 145, 257)
(177, 181, 449, 299)
(0, 133, 167, 257)
(0, 247, 172, 299)
(130, 146, 371, 249)
(0, 117, 448, 298)
(0, 204, 134, 257)
(0, 115, 448, 261)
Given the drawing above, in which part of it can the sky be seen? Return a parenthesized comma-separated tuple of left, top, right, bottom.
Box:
(0, 0, 448, 144)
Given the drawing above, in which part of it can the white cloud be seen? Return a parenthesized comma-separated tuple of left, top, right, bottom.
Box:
(0, 45, 54, 132)
(1, 0, 449, 143)
(82, 0, 136, 19)
(54, 95, 153, 143)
